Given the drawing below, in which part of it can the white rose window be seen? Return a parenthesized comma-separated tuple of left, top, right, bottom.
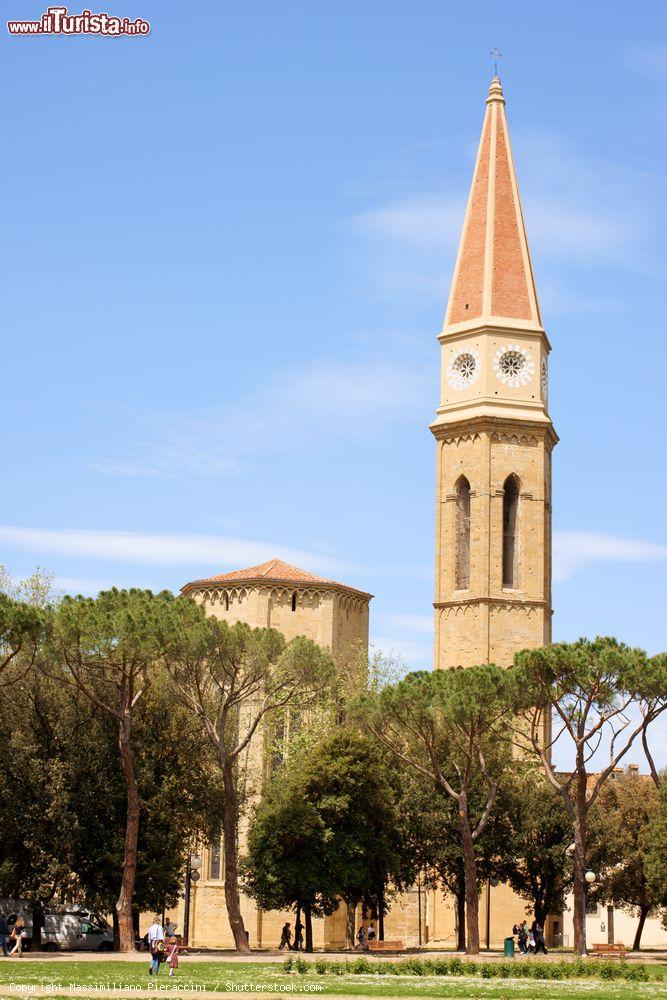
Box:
(493, 344, 535, 388)
(447, 349, 480, 390)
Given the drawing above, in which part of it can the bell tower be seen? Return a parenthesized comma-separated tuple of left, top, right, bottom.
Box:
(431, 76, 557, 670)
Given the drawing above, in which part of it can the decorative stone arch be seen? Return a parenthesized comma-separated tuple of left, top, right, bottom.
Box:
(502, 474, 521, 589)
(454, 474, 471, 590)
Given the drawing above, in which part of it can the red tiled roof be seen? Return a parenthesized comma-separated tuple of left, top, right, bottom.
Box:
(181, 558, 372, 599)
(445, 76, 542, 329)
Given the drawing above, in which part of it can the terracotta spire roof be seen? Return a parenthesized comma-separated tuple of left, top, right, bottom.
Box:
(181, 558, 372, 599)
(444, 77, 542, 331)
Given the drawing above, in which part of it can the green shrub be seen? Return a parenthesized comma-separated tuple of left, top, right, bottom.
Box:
(352, 957, 372, 974)
(432, 958, 451, 975)
(598, 960, 621, 980)
(623, 964, 649, 982)
(294, 958, 309, 974)
(480, 963, 494, 978)
(496, 961, 512, 978)
(448, 956, 463, 975)
(403, 958, 424, 975)
(314, 959, 327, 976)
(282, 957, 293, 973)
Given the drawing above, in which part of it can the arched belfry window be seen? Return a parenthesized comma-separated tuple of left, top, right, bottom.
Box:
(455, 476, 471, 589)
(502, 475, 520, 588)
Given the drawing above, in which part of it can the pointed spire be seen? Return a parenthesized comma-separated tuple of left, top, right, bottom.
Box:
(444, 77, 542, 331)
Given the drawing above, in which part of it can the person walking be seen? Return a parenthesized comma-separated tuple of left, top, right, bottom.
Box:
(278, 922, 292, 951)
(147, 916, 165, 975)
(533, 921, 548, 955)
(0, 914, 9, 958)
(166, 940, 179, 977)
(356, 925, 365, 950)
(516, 921, 528, 954)
(367, 923, 376, 944)
(164, 918, 177, 940)
(293, 919, 303, 952)
(10, 915, 25, 957)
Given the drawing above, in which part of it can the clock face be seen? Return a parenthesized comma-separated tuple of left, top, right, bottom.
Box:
(493, 344, 535, 387)
(447, 348, 480, 390)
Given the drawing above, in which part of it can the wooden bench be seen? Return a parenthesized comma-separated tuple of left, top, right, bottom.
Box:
(591, 943, 626, 959)
(368, 940, 404, 952)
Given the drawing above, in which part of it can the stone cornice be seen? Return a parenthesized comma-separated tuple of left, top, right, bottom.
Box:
(182, 578, 373, 602)
(438, 319, 551, 353)
(434, 596, 552, 612)
(429, 413, 558, 449)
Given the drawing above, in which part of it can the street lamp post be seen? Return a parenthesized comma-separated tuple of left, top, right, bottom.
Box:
(583, 870, 596, 956)
(183, 853, 202, 947)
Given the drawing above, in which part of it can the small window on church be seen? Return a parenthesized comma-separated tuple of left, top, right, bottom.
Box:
(291, 592, 297, 612)
(502, 475, 520, 588)
(455, 476, 471, 589)
(209, 837, 223, 880)
(224, 593, 229, 611)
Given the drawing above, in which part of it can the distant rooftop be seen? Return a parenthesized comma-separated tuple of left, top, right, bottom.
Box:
(181, 558, 373, 600)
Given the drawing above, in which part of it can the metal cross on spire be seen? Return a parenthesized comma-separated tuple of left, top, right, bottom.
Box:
(490, 47, 502, 76)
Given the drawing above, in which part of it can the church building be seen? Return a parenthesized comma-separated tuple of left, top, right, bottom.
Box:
(163, 75, 666, 951)
(431, 74, 555, 674)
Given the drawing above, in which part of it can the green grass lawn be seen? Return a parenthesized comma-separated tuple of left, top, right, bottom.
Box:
(0, 961, 665, 1000)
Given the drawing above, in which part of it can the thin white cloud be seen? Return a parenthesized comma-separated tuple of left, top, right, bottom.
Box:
(625, 43, 667, 78)
(554, 530, 667, 582)
(0, 525, 356, 578)
(348, 196, 463, 251)
(343, 129, 665, 304)
(94, 357, 430, 480)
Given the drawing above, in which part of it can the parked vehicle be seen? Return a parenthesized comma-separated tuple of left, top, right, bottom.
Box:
(5, 907, 113, 952)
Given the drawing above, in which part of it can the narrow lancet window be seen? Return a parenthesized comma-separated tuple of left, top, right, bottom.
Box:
(455, 476, 471, 589)
(291, 592, 297, 612)
(502, 475, 520, 588)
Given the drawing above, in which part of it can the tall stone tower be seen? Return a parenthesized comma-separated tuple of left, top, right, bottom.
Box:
(431, 76, 557, 670)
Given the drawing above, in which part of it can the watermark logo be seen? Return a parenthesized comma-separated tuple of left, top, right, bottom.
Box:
(7, 6, 150, 35)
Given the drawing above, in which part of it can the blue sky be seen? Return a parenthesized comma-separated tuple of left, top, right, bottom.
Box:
(2, 1, 667, 758)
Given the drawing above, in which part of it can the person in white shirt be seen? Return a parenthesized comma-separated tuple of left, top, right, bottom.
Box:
(147, 918, 165, 975)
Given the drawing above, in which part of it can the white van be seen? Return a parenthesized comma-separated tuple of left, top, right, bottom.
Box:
(7, 909, 114, 952)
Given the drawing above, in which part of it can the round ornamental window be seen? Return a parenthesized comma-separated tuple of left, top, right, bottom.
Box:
(500, 351, 525, 379)
(493, 344, 535, 388)
(447, 348, 480, 390)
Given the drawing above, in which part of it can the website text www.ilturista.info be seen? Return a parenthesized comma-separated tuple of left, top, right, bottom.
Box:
(7, 7, 150, 35)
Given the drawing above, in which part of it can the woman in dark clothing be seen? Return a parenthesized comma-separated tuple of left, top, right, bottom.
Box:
(532, 921, 548, 955)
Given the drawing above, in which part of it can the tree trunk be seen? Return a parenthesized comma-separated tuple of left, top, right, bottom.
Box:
(455, 886, 466, 951)
(304, 903, 313, 953)
(572, 778, 588, 957)
(345, 900, 356, 949)
(378, 884, 385, 941)
(533, 897, 546, 926)
(572, 876, 585, 955)
(116, 715, 140, 953)
(458, 807, 480, 954)
(632, 905, 649, 951)
(295, 905, 301, 951)
(31, 899, 44, 951)
(112, 910, 120, 952)
(221, 755, 250, 953)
